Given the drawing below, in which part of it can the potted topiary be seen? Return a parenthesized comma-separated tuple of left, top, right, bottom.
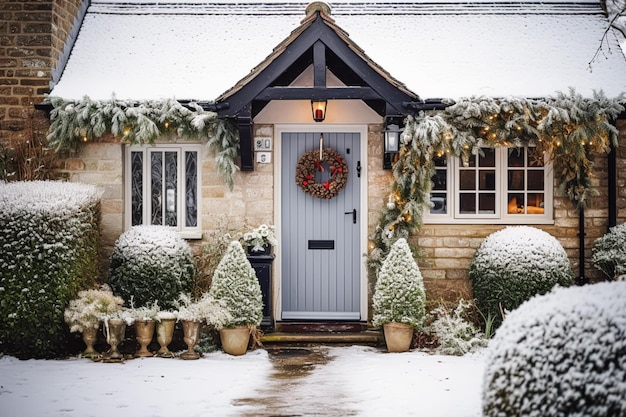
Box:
(64, 284, 124, 358)
(208, 241, 263, 355)
(175, 293, 232, 359)
(372, 238, 427, 352)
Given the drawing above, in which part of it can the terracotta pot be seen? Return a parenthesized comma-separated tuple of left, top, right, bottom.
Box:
(134, 319, 155, 358)
(180, 320, 201, 360)
(383, 322, 414, 352)
(103, 319, 126, 361)
(81, 326, 99, 358)
(156, 318, 176, 358)
(219, 326, 251, 356)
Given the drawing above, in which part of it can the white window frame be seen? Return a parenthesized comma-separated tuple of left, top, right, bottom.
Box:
(423, 146, 554, 225)
(124, 143, 202, 239)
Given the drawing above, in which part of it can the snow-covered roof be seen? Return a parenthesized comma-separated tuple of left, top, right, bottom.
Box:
(50, 0, 626, 101)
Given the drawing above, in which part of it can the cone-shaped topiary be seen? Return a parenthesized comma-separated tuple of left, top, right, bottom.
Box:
(208, 241, 263, 328)
(109, 225, 196, 310)
(592, 222, 626, 280)
(470, 226, 573, 328)
(372, 238, 426, 328)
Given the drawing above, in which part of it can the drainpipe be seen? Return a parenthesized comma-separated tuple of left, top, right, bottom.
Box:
(608, 141, 617, 228)
(577, 206, 588, 286)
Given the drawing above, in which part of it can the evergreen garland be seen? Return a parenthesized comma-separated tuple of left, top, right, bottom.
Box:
(46, 96, 239, 190)
(369, 90, 624, 272)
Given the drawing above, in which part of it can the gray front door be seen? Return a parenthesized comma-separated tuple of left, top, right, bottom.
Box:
(281, 132, 361, 320)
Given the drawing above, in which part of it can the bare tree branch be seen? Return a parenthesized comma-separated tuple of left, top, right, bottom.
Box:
(589, 0, 626, 68)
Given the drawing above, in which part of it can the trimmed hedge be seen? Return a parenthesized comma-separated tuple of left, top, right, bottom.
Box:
(592, 222, 626, 280)
(483, 281, 626, 417)
(109, 225, 196, 310)
(0, 181, 102, 358)
(470, 226, 573, 327)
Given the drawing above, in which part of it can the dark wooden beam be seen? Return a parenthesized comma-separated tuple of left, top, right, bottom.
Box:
(313, 40, 326, 87)
(255, 86, 381, 101)
(238, 117, 254, 171)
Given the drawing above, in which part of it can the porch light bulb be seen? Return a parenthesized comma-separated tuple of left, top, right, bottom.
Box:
(384, 124, 400, 153)
(311, 100, 327, 122)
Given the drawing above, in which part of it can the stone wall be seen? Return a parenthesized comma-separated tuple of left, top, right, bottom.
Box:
(0, 0, 82, 145)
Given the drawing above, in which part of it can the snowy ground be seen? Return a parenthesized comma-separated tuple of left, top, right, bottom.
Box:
(0, 346, 486, 417)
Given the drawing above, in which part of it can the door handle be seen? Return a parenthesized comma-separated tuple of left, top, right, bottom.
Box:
(344, 209, 357, 224)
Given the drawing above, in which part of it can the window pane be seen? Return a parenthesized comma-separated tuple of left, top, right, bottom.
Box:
(527, 193, 545, 214)
(434, 156, 447, 167)
(508, 170, 525, 190)
(185, 151, 198, 227)
(479, 148, 495, 167)
(478, 193, 495, 213)
(479, 170, 495, 190)
(527, 147, 544, 167)
(527, 170, 544, 190)
(460, 193, 476, 214)
(433, 169, 447, 190)
(507, 193, 525, 214)
(165, 151, 178, 227)
(508, 148, 525, 167)
(459, 170, 476, 190)
(430, 193, 447, 214)
(131, 152, 143, 226)
(151, 152, 163, 225)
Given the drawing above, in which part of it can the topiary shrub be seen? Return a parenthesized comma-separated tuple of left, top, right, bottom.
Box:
(592, 222, 626, 280)
(372, 238, 426, 329)
(470, 226, 573, 328)
(483, 281, 626, 417)
(109, 225, 195, 310)
(208, 241, 263, 328)
(0, 181, 101, 358)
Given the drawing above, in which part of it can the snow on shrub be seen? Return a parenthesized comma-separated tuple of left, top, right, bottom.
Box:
(109, 225, 195, 310)
(372, 238, 426, 328)
(483, 281, 626, 417)
(208, 241, 263, 328)
(427, 299, 488, 356)
(0, 180, 102, 358)
(592, 222, 626, 280)
(470, 226, 573, 327)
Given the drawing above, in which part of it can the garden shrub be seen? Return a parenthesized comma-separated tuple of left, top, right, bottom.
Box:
(0, 181, 102, 358)
(372, 238, 426, 329)
(426, 299, 487, 356)
(483, 281, 626, 417)
(109, 225, 195, 310)
(470, 226, 573, 328)
(208, 241, 263, 328)
(592, 222, 626, 280)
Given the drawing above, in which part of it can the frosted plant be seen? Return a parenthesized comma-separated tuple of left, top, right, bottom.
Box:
(241, 224, 278, 252)
(470, 226, 573, 328)
(372, 238, 426, 328)
(109, 225, 196, 310)
(591, 222, 626, 280)
(64, 284, 124, 333)
(427, 299, 488, 356)
(483, 281, 626, 417)
(208, 241, 263, 328)
(175, 292, 232, 328)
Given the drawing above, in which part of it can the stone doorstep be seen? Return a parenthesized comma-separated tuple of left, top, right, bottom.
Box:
(261, 330, 384, 345)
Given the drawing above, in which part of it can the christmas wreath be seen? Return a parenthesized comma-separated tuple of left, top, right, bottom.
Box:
(295, 147, 348, 199)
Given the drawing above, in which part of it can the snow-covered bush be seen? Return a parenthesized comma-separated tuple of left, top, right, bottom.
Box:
(592, 222, 626, 280)
(0, 181, 102, 358)
(372, 238, 426, 328)
(64, 284, 124, 333)
(109, 226, 196, 310)
(470, 226, 573, 328)
(427, 299, 487, 356)
(208, 241, 263, 328)
(175, 293, 232, 328)
(483, 281, 626, 417)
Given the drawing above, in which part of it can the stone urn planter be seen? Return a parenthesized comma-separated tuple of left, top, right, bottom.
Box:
(219, 326, 251, 356)
(134, 319, 155, 357)
(103, 319, 126, 361)
(383, 322, 414, 353)
(180, 320, 202, 360)
(80, 326, 100, 358)
(156, 316, 176, 358)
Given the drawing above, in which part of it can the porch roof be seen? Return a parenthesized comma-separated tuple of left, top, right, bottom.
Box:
(49, 0, 626, 102)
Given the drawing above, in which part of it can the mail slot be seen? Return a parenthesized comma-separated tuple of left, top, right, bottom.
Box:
(308, 240, 335, 250)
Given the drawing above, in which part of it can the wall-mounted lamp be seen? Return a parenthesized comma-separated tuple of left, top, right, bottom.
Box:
(311, 100, 327, 122)
(383, 123, 401, 169)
